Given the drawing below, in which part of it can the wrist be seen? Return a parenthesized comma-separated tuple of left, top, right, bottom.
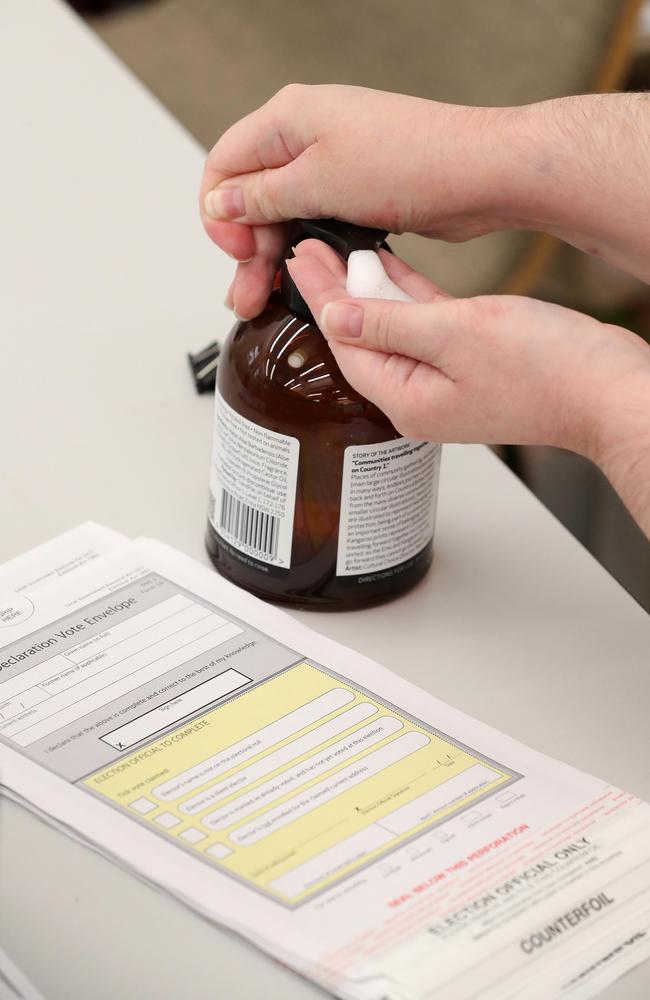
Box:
(473, 100, 564, 232)
(419, 100, 564, 236)
(416, 101, 534, 236)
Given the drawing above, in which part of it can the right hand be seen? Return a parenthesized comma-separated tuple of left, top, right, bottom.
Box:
(200, 85, 508, 319)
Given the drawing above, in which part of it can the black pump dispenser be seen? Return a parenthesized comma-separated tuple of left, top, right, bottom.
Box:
(280, 218, 389, 322)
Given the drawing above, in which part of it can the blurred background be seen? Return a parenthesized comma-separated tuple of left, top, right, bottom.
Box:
(69, 0, 650, 610)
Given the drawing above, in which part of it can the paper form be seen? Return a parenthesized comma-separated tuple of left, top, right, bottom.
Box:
(86, 660, 518, 906)
(0, 522, 125, 607)
(1, 531, 649, 999)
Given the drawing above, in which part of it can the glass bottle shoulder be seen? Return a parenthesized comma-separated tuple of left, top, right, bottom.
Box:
(220, 294, 383, 423)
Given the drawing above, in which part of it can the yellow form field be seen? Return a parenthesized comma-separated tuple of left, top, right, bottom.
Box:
(84, 662, 515, 905)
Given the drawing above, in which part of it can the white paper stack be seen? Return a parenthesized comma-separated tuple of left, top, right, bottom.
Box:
(1, 525, 649, 999)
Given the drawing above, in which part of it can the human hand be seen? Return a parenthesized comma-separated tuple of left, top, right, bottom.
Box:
(288, 241, 650, 534)
(201, 88, 650, 319)
(200, 85, 508, 319)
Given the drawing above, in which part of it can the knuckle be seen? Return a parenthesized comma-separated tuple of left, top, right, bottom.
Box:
(391, 391, 426, 438)
(391, 411, 419, 438)
(390, 401, 427, 440)
(250, 169, 278, 221)
(276, 82, 307, 105)
(371, 303, 401, 354)
(206, 137, 228, 171)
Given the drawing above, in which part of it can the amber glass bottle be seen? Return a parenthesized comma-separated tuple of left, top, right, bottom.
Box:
(206, 220, 441, 608)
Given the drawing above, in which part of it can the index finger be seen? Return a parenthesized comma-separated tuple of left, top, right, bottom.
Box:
(200, 85, 316, 210)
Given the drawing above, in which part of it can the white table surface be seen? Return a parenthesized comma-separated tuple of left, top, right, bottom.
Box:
(0, 2, 648, 998)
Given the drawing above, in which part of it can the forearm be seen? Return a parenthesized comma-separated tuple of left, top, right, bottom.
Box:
(485, 93, 650, 282)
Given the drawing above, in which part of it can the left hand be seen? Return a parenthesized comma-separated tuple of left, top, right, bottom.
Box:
(286, 240, 650, 535)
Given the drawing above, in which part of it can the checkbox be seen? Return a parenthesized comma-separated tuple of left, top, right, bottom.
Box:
(154, 812, 181, 829)
(129, 797, 157, 815)
(407, 843, 430, 859)
(497, 791, 517, 804)
(461, 811, 482, 824)
(180, 827, 207, 844)
(205, 842, 232, 859)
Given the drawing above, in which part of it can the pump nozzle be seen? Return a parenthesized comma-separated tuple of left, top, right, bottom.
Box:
(280, 218, 390, 323)
(296, 218, 388, 258)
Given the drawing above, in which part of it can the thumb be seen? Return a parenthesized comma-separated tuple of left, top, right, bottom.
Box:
(320, 297, 456, 369)
(203, 155, 323, 226)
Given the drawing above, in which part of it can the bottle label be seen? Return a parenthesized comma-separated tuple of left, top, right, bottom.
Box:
(336, 439, 441, 577)
(208, 391, 299, 570)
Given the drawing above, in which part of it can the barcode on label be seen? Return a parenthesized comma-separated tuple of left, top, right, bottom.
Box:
(217, 488, 280, 560)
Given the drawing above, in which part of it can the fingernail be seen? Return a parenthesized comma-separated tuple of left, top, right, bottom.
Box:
(320, 301, 363, 338)
(226, 251, 253, 263)
(204, 186, 245, 220)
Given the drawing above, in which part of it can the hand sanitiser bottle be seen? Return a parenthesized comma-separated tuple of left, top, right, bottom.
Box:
(206, 219, 441, 608)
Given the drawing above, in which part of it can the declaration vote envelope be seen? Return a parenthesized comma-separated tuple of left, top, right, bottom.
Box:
(1, 527, 649, 999)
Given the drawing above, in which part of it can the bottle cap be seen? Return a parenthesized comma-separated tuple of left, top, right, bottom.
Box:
(280, 219, 390, 323)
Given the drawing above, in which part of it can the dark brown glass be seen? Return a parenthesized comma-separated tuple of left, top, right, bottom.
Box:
(206, 292, 432, 608)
